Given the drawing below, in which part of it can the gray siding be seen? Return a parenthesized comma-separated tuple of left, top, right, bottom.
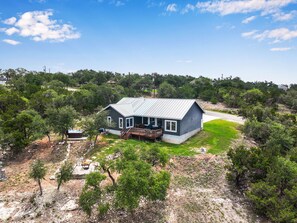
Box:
(106, 107, 124, 130)
(180, 103, 203, 135)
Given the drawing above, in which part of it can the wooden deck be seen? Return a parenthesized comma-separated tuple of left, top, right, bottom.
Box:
(120, 127, 163, 140)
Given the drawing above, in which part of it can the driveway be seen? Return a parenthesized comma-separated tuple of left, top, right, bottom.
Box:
(203, 110, 245, 125)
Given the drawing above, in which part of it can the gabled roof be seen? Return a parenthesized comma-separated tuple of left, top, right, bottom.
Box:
(104, 97, 204, 120)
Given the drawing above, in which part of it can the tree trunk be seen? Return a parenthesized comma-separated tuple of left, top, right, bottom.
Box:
(107, 168, 116, 186)
(57, 182, 61, 191)
(47, 134, 51, 143)
(61, 134, 64, 142)
(94, 134, 99, 145)
(38, 179, 43, 196)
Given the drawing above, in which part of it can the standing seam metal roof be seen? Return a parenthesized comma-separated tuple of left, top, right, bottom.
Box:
(106, 97, 204, 120)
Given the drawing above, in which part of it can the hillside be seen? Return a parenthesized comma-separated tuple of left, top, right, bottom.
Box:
(0, 120, 267, 223)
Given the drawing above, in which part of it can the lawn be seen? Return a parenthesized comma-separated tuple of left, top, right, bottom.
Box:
(94, 119, 240, 158)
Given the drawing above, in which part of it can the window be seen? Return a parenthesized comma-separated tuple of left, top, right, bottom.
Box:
(107, 116, 112, 126)
(126, 117, 134, 128)
(119, 118, 123, 129)
(165, 120, 177, 132)
(143, 117, 149, 125)
(142, 117, 158, 126)
(150, 118, 156, 126)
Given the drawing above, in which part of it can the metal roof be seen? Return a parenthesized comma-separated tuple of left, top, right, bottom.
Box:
(106, 97, 204, 120)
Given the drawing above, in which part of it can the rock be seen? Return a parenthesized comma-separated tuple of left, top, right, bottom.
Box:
(200, 147, 207, 154)
(60, 200, 78, 211)
(49, 175, 55, 180)
(0, 202, 18, 221)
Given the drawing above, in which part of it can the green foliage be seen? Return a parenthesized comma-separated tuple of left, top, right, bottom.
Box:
(80, 110, 110, 144)
(141, 146, 169, 166)
(46, 106, 77, 140)
(56, 161, 74, 190)
(85, 172, 106, 189)
(29, 159, 47, 181)
(29, 159, 47, 195)
(1, 109, 46, 154)
(79, 188, 101, 217)
(97, 203, 110, 217)
(242, 88, 264, 105)
(79, 172, 106, 217)
(229, 109, 297, 222)
(147, 170, 170, 201)
(115, 159, 170, 211)
(158, 81, 176, 98)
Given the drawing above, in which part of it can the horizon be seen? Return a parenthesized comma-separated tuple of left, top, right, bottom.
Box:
(1, 0, 297, 85)
(2, 67, 295, 86)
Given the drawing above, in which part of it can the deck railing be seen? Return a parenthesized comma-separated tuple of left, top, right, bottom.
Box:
(121, 127, 163, 140)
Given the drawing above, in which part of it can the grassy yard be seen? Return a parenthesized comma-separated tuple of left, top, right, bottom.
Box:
(94, 119, 240, 158)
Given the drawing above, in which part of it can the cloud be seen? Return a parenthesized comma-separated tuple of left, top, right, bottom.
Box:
(114, 1, 125, 6)
(5, 27, 19, 35)
(242, 15, 257, 24)
(3, 17, 17, 25)
(196, 0, 296, 15)
(241, 30, 258, 37)
(3, 39, 21, 45)
(29, 0, 47, 3)
(1, 10, 80, 42)
(97, 0, 127, 6)
(270, 47, 292, 51)
(242, 28, 297, 42)
(166, 3, 178, 12)
(181, 4, 195, 14)
(272, 11, 297, 21)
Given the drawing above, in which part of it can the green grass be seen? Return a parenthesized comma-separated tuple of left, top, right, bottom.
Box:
(94, 119, 240, 158)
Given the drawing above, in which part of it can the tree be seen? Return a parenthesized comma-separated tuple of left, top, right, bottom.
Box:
(141, 146, 169, 167)
(115, 160, 170, 211)
(79, 172, 106, 217)
(158, 82, 176, 98)
(1, 109, 46, 154)
(176, 84, 195, 99)
(29, 159, 47, 195)
(115, 160, 152, 210)
(46, 106, 77, 141)
(80, 110, 110, 145)
(242, 88, 264, 105)
(56, 161, 74, 190)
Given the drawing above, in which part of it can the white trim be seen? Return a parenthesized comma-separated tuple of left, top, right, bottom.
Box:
(162, 128, 201, 144)
(107, 116, 112, 126)
(153, 118, 158, 127)
(119, 117, 123, 129)
(165, 120, 177, 133)
(126, 117, 134, 128)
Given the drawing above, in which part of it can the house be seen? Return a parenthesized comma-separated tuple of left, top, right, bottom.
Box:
(278, 84, 289, 91)
(102, 97, 204, 144)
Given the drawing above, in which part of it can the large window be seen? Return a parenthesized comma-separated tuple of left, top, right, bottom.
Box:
(126, 117, 134, 128)
(143, 117, 149, 125)
(107, 116, 112, 126)
(142, 117, 158, 126)
(165, 120, 177, 132)
(119, 118, 123, 129)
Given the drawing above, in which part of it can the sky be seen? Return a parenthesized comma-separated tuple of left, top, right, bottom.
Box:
(0, 0, 296, 84)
